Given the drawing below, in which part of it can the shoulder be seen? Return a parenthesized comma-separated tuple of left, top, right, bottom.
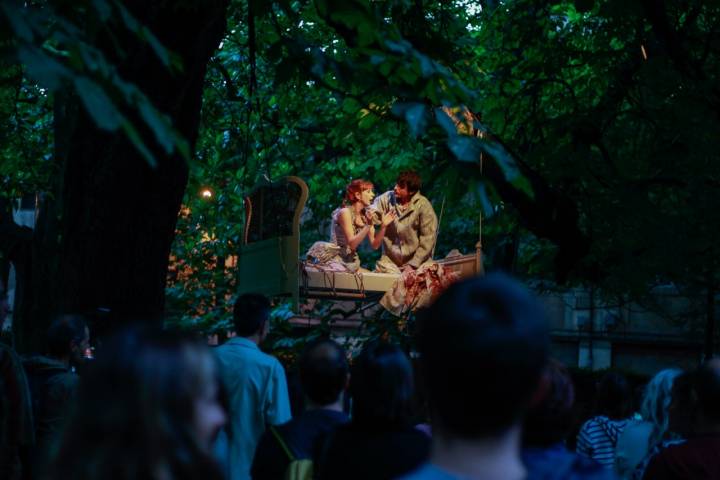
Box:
(337, 207, 352, 221)
(579, 417, 599, 432)
(413, 194, 435, 212)
(47, 370, 79, 393)
(621, 419, 652, 438)
(215, 339, 278, 367)
(582, 415, 609, 428)
(397, 463, 458, 480)
(374, 191, 392, 206)
(252, 349, 285, 372)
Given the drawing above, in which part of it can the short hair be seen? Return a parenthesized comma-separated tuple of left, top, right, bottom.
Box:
(694, 359, 720, 423)
(595, 372, 632, 419)
(344, 179, 373, 205)
(523, 359, 575, 447)
(350, 341, 414, 428)
(417, 273, 549, 439)
(47, 314, 88, 357)
(299, 339, 348, 405)
(232, 293, 271, 337)
(396, 171, 421, 194)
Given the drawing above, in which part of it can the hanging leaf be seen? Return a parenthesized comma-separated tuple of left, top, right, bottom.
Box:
(121, 120, 157, 168)
(448, 136, 482, 163)
(74, 76, 123, 130)
(435, 107, 459, 136)
(137, 98, 175, 154)
(1, 3, 34, 42)
(18, 45, 70, 90)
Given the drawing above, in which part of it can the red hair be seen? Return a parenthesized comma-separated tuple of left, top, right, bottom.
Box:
(344, 179, 373, 205)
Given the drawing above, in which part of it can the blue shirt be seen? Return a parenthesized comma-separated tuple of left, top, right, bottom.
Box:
(214, 337, 291, 480)
(523, 443, 616, 480)
(399, 463, 470, 480)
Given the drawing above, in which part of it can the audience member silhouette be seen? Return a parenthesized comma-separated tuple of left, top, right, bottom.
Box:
(23, 314, 89, 462)
(522, 359, 615, 480)
(642, 360, 720, 479)
(0, 278, 34, 480)
(49, 327, 226, 480)
(576, 372, 632, 468)
(614, 368, 681, 479)
(252, 338, 350, 479)
(401, 273, 550, 480)
(213, 293, 291, 480)
(318, 341, 430, 479)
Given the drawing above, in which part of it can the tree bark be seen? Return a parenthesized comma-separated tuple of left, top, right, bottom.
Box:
(14, 0, 229, 350)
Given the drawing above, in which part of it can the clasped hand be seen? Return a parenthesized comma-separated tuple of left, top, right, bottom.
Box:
(362, 208, 396, 227)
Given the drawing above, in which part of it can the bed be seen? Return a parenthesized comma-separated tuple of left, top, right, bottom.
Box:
(236, 176, 483, 309)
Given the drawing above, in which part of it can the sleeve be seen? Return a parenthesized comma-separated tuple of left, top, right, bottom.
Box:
(408, 200, 438, 268)
(369, 193, 390, 225)
(576, 421, 593, 458)
(265, 360, 292, 426)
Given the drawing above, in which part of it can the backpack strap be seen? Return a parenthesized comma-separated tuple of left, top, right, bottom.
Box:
(269, 425, 296, 462)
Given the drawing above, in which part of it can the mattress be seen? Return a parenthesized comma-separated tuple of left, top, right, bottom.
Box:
(299, 252, 479, 300)
(300, 267, 399, 298)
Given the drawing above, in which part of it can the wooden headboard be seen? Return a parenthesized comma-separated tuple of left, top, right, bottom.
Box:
(236, 176, 308, 307)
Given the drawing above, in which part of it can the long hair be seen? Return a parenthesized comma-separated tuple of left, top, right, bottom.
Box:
(49, 328, 224, 480)
(640, 368, 682, 447)
(343, 179, 373, 206)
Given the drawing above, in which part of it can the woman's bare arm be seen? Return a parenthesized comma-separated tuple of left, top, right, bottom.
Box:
(338, 208, 370, 250)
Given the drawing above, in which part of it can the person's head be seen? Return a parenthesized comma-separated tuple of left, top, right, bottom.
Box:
(350, 341, 414, 428)
(594, 371, 632, 420)
(522, 359, 575, 447)
(639, 368, 682, 445)
(51, 328, 225, 480)
(345, 179, 375, 207)
(394, 170, 422, 202)
(232, 293, 271, 339)
(47, 314, 89, 365)
(417, 273, 549, 440)
(299, 338, 349, 407)
(694, 359, 720, 427)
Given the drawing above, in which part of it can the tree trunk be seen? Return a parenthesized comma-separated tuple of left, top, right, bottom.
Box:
(705, 278, 716, 361)
(15, 0, 229, 351)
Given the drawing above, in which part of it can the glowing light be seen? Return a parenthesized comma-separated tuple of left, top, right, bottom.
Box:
(201, 188, 213, 199)
(640, 44, 648, 60)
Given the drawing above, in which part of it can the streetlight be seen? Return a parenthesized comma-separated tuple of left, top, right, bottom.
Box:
(200, 187, 213, 199)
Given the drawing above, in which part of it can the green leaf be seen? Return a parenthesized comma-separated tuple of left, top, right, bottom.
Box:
(435, 107, 458, 136)
(392, 102, 428, 137)
(18, 45, 70, 90)
(1, 3, 34, 42)
(121, 120, 157, 168)
(74, 76, 123, 130)
(137, 98, 176, 154)
(448, 136, 482, 162)
(92, 0, 111, 21)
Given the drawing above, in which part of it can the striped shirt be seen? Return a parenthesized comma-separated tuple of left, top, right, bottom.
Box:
(577, 416, 630, 468)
